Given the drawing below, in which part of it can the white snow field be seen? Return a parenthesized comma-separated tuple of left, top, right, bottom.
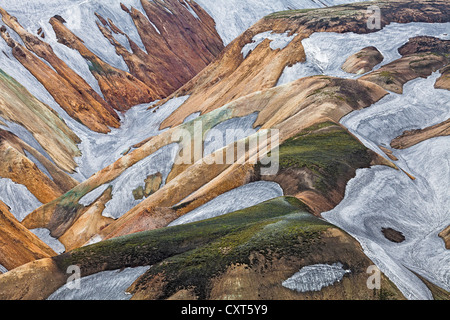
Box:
(282, 263, 351, 293)
(0, 178, 42, 221)
(169, 181, 284, 226)
(241, 31, 297, 58)
(30, 228, 66, 254)
(277, 22, 450, 85)
(323, 75, 450, 300)
(275, 22, 450, 299)
(47, 266, 150, 300)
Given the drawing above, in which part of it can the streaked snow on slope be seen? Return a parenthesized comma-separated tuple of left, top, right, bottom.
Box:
(0, 264, 7, 273)
(70, 96, 189, 182)
(30, 228, 66, 254)
(277, 22, 450, 85)
(241, 31, 297, 58)
(102, 143, 179, 219)
(169, 182, 284, 226)
(340, 72, 450, 165)
(0, 118, 55, 166)
(78, 142, 181, 219)
(79, 184, 110, 207)
(203, 112, 259, 156)
(0, 0, 148, 71)
(282, 263, 351, 293)
(0, 178, 42, 222)
(48, 266, 150, 300)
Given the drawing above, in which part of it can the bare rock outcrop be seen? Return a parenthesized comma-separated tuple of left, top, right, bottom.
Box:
(342, 46, 384, 74)
(0, 201, 56, 271)
(391, 118, 450, 149)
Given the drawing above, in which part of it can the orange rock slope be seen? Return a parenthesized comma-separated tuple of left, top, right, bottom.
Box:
(21, 75, 392, 248)
(0, 2, 224, 132)
(157, 0, 450, 129)
(0, 201, 56, 271)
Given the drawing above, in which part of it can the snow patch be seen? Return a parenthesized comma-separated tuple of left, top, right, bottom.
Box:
(102, 143, 179, 219)
(282, 263, 351, 293)
(242, 31, 297, 59)
(48, 266, 150, 300)
(169, 181, 284, 226)
(30, 228, 65, 254)
(0, 178, 42, 222)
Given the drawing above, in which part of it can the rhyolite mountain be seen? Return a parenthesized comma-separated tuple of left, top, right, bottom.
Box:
(0, 0, 449, 300)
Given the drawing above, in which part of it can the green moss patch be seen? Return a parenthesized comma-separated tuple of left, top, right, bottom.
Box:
(273, 121, 372, 193)
(53, 196, 333, 299)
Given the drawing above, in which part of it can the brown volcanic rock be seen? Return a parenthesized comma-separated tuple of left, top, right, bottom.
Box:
(436, 65, 450, 90)
(21, 75, 390, 248)
(0, 7, 121, 132)
(439, 226, 450, 249)
(96, 0, 225, 99)
(0, 131, 66, 203)
(58, 186, 114, 251)
(391, 119, 450, 149)
(362, 36, 449, 93)
(0, 201, 56, 271)
(139, 0, 223, 74)
(398, 36, 450, 56)
(49, 17, 157, 112)
(360, 53, 448, 93)
(0, 258, 66, 300)
(0, 68, 81, 173)
(158, 0, 450, 129)
(111, 2, 223, 99)
(0, 130, 78, 196)
(342, 46, 384, 74)
(0, 28, 120, 134)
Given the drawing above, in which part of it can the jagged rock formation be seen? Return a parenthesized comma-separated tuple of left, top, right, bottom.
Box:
(391, 119, 450, 149)
(0, 8, 121, 134)
(0, 201, 56, 271)
(0, 130, 77, 203)
(104, 0, 224, 97)
(49, 16, 156, 112)
(0, 2, 224, 131)
(342, 46, 384, 74)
